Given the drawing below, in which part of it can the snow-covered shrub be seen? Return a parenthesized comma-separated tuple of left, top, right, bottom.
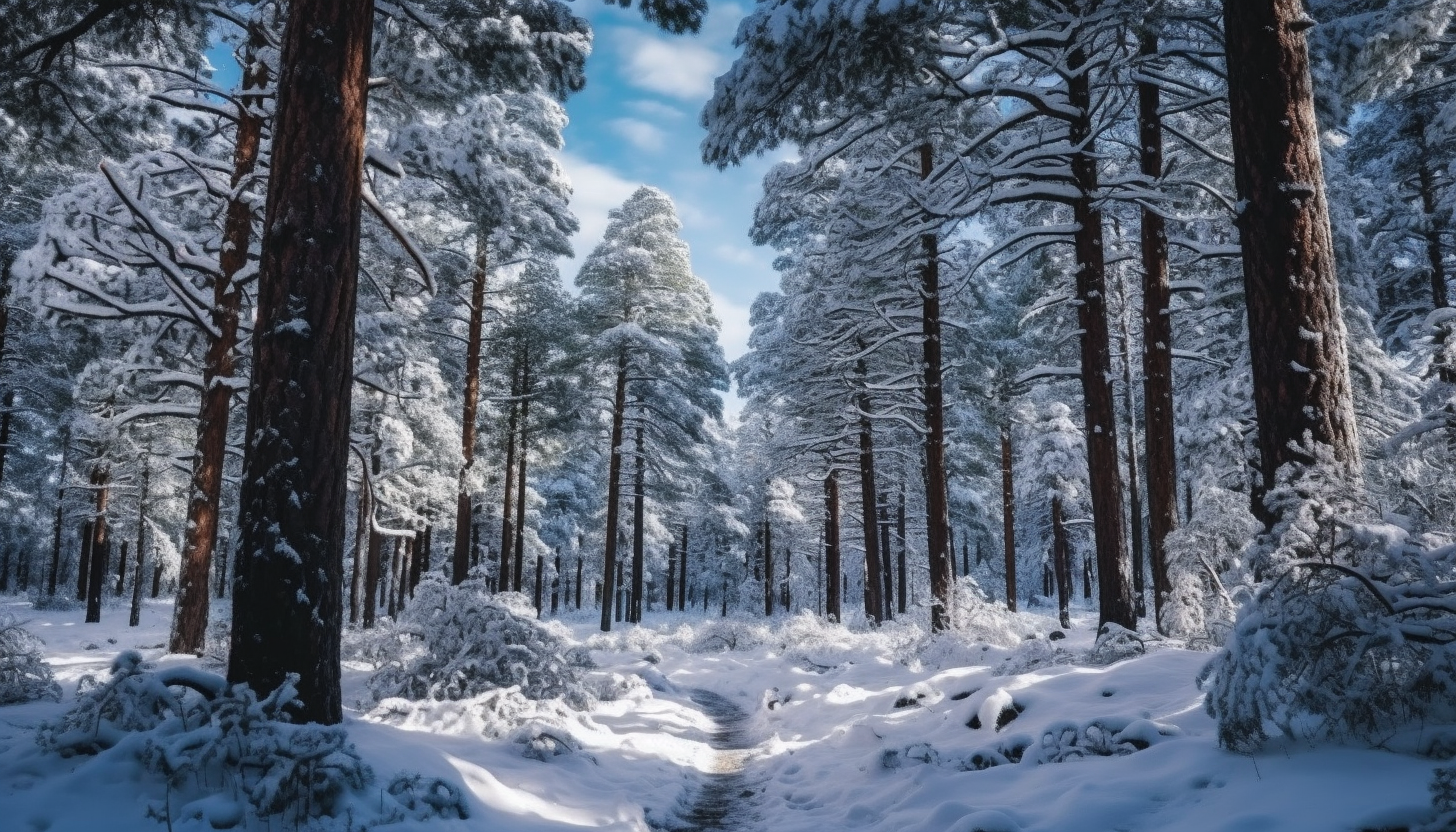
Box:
(1201, 517, 1456, 752)
(1032, 717, 1181, 763)
(1161, 485, 1259, 642)
(37, 650, 221, 755)
(679, 617, 772, 653)
(37, 652, 465, 829)
(367, 576, 594, 708)
(1087, 623, 1166, 666)
(0, 615, 60, 704)
(993, 634, 1076, 675)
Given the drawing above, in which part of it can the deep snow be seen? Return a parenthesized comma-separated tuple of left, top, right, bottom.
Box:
(0, 594, 1443, 831)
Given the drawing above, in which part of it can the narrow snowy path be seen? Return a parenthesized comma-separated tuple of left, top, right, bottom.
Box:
(661, 689, 763, 831)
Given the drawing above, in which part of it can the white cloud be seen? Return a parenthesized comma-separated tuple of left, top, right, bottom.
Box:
(626, 99, 685, 120)
(713, 243, 762, 267)
(615, 28, 726, 100)
(556, 152, 641, 282)
(712, 290, 752, 362)
(608, 117, 666, 152)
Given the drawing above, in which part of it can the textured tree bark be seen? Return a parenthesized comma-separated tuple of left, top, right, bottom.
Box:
(857, 377, 884, 623)
(228, 0, 372, 725)
(172, 28, 266, 656)
(1138, 31, 1177, 633)
(85, 466, 110, 623)
(1223, 0, 1360, 512)
(599, 350, 628, 632)
(453, 239, 489, 583)
(897, 489, 907, 616)
(499, 355, 522, 586)
(825, 471, 842, 622)
(666, 542, 676, 611)
(630, 421, 645, 622)
(918, 143, 954, 631)
(362, 528, 380, 628)
(1068, 23, 1136, 630)
(349, 480, 366, 623)
(1415, 140, 1454, 386)
(1120, 317, 1146, 619)
(77, 519, 92, 602)
(1000, 423, 1017, 611)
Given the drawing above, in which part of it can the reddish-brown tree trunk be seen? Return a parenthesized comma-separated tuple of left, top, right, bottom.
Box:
(1223, 0, 1360, 512)
(172, 29, 266, 656)
(228, 0, 372, 725)
(630, 421, 645, 622)
(825, 471, 841, 622)
(453, 239, 489, 583)
(499, 355, 522, 585)
(85, 466, 110, 624)
(856, 386, 884, 623)
(1138, 32, 1177, 632)
(1068, 23, 1136, 630)
(362, 527, 381, 628)
(599, 350, 629, 632)
(1000, 422, 1017, 611)
(513, 362, 531, 592)
(917, 143, 954, 631)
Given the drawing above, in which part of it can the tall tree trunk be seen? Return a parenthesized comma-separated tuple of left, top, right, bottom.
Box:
(130, 469, 147, 627)
(878, 495, 893, 620)
(173, 27, 266, 656)
(857, 381, 884, 623)
(1068, 18, 1136, 629)
(533, 552, 544, 616)
(499, 355, 522, 587)
(0, 389, 14, 487)
(513, 363, 531, 592)
(48, 489, 63, 597)
(85, 466, 110, 624)
(918, 143, 954, 631)
(1000, 422, 1017, 612)
(409, 527, 424, 595)
(114, 541, 128, 597)
(77, 519, 92, 602)
(349, 476, 367, 623)
(362, 528, 381, 628)
(678, 525, 688, 611)
(897, 488, 907, 615)
(552, 550, 561, 614)
(763, 517, 774, 617)
(666, 542, 676, 611)
(631, 421, 645, 622)
(825, 471, 841, 622)
(1138, 30, 1177, 633)
(1052, 494, 1072, 629)
(600, 349, 629, 632)
(228, 0, 373, 725)
(454, 238, 489, 584)
(575, 556, 583, 610)
(1223, 0, 1360, 514)
(1119, 308, 1146, 619)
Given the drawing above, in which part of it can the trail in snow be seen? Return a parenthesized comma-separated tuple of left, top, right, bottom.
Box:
(663, 689, 763, 832)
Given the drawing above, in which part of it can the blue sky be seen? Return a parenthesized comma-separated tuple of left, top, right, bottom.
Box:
(209, 3, 781, 413)
(556, 1, 788, 370)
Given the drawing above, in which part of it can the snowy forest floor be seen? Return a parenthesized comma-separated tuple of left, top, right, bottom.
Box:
(0, 593, 1444, 832)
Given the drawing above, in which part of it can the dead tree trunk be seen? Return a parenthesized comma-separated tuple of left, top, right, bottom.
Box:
(1068, 18, 1136, 629)
(599, 349, 629, 632)
(1223, 0, 1361, 514)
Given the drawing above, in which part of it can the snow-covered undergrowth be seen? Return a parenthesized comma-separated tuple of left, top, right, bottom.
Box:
(1, 594, 1451, 831)
(0, 614, 60, 704)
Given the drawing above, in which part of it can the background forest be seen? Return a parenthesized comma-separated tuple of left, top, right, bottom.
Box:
(2, 0, 1456, 829)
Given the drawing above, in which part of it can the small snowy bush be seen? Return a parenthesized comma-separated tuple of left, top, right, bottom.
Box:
(1161, 485, 1259, 642)
(1087, 623, 1166, 666)
(1201, 508, 1456, 751)
(367, 576, 594, 708)
(0, 615, 60, 705)
(37, 651, 466, 829)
